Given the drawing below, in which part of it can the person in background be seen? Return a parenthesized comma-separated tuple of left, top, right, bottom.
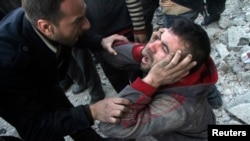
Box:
(82, 0, 148, 93)
(159, 0, 203, 28)
(127, 0, 159, 40)
(70, 46, 106, 104)
(59, 47, 105, 104)
(201, 0, 227, 26)
(58, 56, 84, 94)
(0, 0, 194, 140)
(99, 19, 217, 140)
(126, 0, 204, 38)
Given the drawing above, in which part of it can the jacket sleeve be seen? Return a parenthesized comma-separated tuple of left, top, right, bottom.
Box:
(101, 42, 143, 70)
(98, 78, 187, 139)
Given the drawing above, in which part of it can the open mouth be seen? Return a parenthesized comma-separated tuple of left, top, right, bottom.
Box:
(141, 50, 152, 65)
(142, 56, 149, 64)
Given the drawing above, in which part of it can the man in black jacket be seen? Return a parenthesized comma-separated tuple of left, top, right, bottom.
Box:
(0, 0, 130, 140)
(0, 0, 194, 140)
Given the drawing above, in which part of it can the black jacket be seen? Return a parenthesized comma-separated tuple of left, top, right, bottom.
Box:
(0, 8, 93, 141)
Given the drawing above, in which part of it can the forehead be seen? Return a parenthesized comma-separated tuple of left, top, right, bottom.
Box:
(161, 29, 183, 52)
(60, 0, 86, 16)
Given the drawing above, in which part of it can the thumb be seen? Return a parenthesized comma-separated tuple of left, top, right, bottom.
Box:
(107, 47, 117, 55)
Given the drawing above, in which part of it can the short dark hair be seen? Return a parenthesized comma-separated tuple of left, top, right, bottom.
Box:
(170, 18, 211, 72)
(22, 0, 64, 26)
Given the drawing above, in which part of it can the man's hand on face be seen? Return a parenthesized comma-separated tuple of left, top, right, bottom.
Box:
(101, 34, 129, 55)
(89, 97, 131, 124)
(142, 50, 197, 88)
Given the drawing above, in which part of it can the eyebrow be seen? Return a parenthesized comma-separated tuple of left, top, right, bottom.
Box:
(73, 6, 87, 25)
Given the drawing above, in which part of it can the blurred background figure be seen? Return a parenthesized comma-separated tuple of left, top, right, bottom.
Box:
(201, 0, 226, 26)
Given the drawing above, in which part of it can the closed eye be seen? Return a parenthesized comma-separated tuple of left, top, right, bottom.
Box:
(73, 16, 86, 25)
(159, 33, 169, 54)
(161, 42, 169, 54)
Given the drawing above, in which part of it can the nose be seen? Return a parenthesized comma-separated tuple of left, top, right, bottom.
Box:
(148, 40, 161, 53)
(82, 17, 91, 31)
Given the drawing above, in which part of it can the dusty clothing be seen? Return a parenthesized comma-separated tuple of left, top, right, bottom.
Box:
(99, 43, 217, 140)
(0, 8, 96, 141)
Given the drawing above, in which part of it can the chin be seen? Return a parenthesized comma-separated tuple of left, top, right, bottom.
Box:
(141, 65, 150, 73)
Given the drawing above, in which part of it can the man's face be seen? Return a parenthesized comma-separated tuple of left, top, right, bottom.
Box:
(50, 0, 90, 46)
(141, 28, 184, 72)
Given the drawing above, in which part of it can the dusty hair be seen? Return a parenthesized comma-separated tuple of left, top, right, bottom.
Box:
(170, 18, 211, 72)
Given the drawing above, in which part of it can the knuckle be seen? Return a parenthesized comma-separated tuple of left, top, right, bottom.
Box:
(171, 61, 178, 66)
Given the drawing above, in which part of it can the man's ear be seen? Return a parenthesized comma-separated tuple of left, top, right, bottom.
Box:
(37, 19, 53, 36)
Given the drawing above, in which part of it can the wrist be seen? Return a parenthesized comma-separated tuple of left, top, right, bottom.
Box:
(142, 75, 160, 88)
(83, 105, 94, 125)
(131, 77, 157, 97)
